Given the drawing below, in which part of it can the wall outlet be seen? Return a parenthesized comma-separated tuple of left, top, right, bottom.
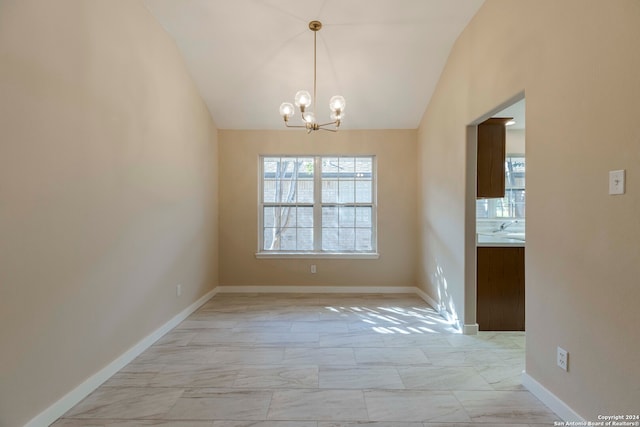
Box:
(557, 346, 568, 371)
(176, 284, 182, 297)
(310, 264, 317, 274)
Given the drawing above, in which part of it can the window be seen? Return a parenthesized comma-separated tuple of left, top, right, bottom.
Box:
(476, 155, 525, 219)
(259, 155, 376, 256)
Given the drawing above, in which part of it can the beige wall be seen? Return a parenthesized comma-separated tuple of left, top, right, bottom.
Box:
(218, 130, 417, 288)
(0, 1, 219, 425)
(417, 0, 639, 418)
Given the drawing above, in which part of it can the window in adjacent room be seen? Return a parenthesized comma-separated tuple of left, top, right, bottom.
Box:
(259, 155, 377, 257)
(476, 155, 525, 219)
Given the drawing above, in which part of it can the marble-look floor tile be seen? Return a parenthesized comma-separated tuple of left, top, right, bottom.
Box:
(283, 347, 356, 365)
(210, 347, 285, 365)
(213, 422, 317, 427)
(185, 329, 237, 345)
(231, 321, 292, 333)
(198, 300, 251, 310)
(64, 387, 184, 419)
(397, 366, 494, 391)
(354, 347, 431, 365)
(291, 320, 349, 333)
(446, 333, 522, 350)
(381, 333, 451, 348)
(134, 346, 216, 365)
(101, 362, 165, 387)
(475, 363, 526, 391)
(153, 331, 198, 347)
(495, 348, 528, 363)
(477, 333, 526, 350)
(251, 310, 322, 322)
(166, 389, 272, 420)
(319, 366, 404, 389)
(233, 365, 318, 388)
(268, 389, 368, 421)
(421, 346, 508, 367)
(102, 370, 159, 387)
(191, 330, 319, 346)
(148, 364, 238, 388)
(364, 390, 471, 422)
(318, 332, 386, 347)
(507, 333, 526, 349)
(347, 320, 385, 332)
(190, 311, 253, 321)
(423, 424, 531, 427)
(319, 423, 423, 427)
(52, 421, 214, 427)
(454, 390, 559, 424)
(56, 294, 555, 426)
(177, 320, 238, 329)
(119, 362, 166, 372)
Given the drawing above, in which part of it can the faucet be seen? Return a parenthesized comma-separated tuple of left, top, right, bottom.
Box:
(494, 220, 518, 232)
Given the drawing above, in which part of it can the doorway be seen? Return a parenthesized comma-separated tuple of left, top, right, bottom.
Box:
(464, 94, 526, 333)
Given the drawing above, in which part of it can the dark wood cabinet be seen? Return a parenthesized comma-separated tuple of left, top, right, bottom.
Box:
(477, 118, 511, 198)
(477, 246, 525, 331)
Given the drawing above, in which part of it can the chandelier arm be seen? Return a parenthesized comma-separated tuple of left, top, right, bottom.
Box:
(317, 127, 338, 133)
(283, 122, 309, 129)
(317, 120, 339, 127)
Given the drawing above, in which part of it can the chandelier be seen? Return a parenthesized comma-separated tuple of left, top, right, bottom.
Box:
(279, 21, 346, 133)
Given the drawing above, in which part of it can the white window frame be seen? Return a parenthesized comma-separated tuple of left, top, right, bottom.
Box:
(257, 155, 378, 259)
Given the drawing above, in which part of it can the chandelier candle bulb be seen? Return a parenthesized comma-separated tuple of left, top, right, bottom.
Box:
(294, 90, 312, 109)
(303, 112, 316, 124)
(279, 21, 346, 132)
(279, 102, 294, 120)
(329, 95, 346, 113)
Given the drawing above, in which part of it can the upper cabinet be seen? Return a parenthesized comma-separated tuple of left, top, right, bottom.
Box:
(477, 117, 511, 198)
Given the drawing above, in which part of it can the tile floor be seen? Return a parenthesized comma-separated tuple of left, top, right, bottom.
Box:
(52, 293, 559, 426)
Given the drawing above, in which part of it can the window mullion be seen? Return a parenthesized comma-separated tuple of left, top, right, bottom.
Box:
(258, 157, 264, 252)
(313, 156, 322, 251)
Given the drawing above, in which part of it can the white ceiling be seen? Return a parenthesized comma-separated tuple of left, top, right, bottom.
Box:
(143, 0, 485, 130)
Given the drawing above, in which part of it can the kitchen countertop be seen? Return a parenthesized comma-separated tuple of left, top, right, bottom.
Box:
(476, 233, 525, 247)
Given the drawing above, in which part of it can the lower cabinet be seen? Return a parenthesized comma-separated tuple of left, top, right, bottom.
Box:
(477, 246, 525, 331)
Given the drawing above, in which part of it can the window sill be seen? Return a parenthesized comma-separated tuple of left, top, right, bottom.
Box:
(255, 252, 380, 260)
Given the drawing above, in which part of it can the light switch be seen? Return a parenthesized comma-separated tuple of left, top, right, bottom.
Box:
(609, 170, 625, 195)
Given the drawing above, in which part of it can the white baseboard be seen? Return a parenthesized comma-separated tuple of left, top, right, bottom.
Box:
(26, 287, 217, 427)
(463, 323, 479, 335)
(522, 371, 584, 422)
(216, 285, 417, 294)
(413, 287, 463, 332)
(413, 287, 438, 309)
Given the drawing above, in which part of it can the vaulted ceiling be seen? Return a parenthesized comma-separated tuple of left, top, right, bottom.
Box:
(143, 0, 485, 130)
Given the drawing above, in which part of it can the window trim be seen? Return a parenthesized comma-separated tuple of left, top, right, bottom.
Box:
(255, 252, 380, 260)
(256, 154, 378, 258)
